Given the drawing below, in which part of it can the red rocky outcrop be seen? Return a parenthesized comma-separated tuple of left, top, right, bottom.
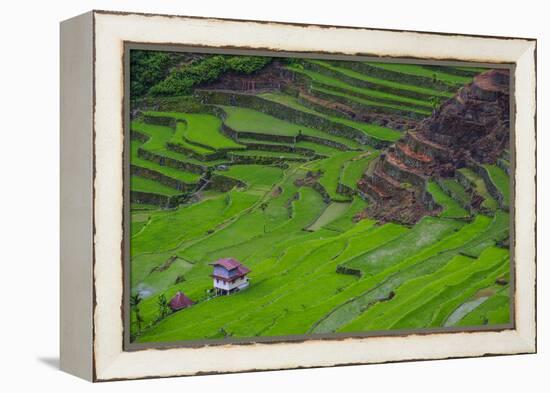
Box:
(358, 69, 510, 225)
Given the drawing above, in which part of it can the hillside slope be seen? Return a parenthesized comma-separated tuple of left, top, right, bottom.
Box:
(358, 69, 510, 224)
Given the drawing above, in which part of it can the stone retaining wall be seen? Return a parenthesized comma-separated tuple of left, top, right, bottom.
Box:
(382, 158, 426, 189)
(497, 158, 511, 175)
(166, 141, 227, 161)
(421, 186, 438, 211)
(455, 170, 473, 190)
(336, 264, 362, 277)
(195, 90, 390, 149)
(299, 134, 349, 151)
(471, 164, 508, 210)
(228, 152, 307, 165)
(308, 86, 427, 120)
(296, 92, 357, 120)
(406, 133, 451, 161)
(130, 165, 195, 192)
(330, 60, 455, 92)
(434, 177, 472, 211)
(302, 61, 441, 102)
(337, 182, 356, 197)
(208, 174, 247, 192)
(137, 148, 205, 174)
(393, 144, 429, 170)
(130, 130, 149, 143)
(131, 190, 179, 208)
(143, 114, 176, 127)
(312, 182, 331, 203)
(241, 141, 315, 156)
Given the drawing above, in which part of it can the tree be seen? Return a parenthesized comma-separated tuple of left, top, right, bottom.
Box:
(156, 294, 170, 320)
(130, 294, 143, 334)
(130, 50, 175, 98)
(149, 55, 272, 97)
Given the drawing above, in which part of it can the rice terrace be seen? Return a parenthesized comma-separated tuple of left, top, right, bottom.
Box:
(128, 50, 512, 344)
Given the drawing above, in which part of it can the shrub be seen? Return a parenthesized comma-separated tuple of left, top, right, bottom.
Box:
(149, 55, 272, 97)
(130, 50, 176, 98)
(227, 56, 272, 74)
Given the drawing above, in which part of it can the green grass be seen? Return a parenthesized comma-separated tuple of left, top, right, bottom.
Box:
(128, 62, 509, 343)
(130, 155, 509, 340)
(364, 62, 473, 86)
(287, 65, 435, 110)
(323, 197, 368, 232)
(131, 211, 151, 237)
(308, 60, 454, 98)
(427, 181, 469, 218)
(311, 215, 496, 333)
(312, 85, 432, 116)
(296, 141, 342, 156)
(341, 216, 464, 274)
(131, 176, 181, 196)
(305, 152, 361, 201)
(131, 203, 159, 211)
(220, 105, 362, 148)
(340, 151, 380, 190)
(214, 165, 284, 191)
(135, 220, 386, 342)
(172, 122, 217, 155)
(131, 188, 509, 341)
(131, 140, 202, 184)
(455, 290, 511, 326)
(458, 168, 499, 210)
(483, 164, 510, 207)
(238, 137, 340, 157)
(131, 120, 226, 167)
(439, 178, 471, 207)
(259, 92, 402, 142)
(306, 202, 351, 231)
(131, 191, 262, 256)
(230, 149, 307, 160)
(340, 246, 508, 331)
(145, 111, 245, 150)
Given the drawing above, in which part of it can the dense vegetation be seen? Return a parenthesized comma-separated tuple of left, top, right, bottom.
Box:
(149, 55, 271, 96)
(130, 50, 176, 98)
(131, 51, 272, 98)
(128, 51, 511, 344)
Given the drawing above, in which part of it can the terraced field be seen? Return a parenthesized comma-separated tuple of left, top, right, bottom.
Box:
(129, 52, 511, 344)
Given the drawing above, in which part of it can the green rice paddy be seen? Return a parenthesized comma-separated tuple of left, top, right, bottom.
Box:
(259, 92, 402, 142)
(364, 62, 473, 86)
(308, 60, 454, 99)
(483, 164, 511, 207)
(288, 65, 435, 110)
(427, 181, 469, 218)
(128, 54, 508, 344)
(220, 105, 363, 148)
(131, 176, 182, 196)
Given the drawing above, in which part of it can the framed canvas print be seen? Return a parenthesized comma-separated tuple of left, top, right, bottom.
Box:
(60, 10, 537, 382)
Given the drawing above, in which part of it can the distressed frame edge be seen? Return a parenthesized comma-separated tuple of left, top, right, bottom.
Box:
(59, 11, 95, 381)
(88, 11, 537, 382)
(121, 42, 517, 352)
(91, 9, 538, 42)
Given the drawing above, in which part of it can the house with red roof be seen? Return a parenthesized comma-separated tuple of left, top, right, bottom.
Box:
(210, 258, 251, 295)
(169, 291, 194, 311)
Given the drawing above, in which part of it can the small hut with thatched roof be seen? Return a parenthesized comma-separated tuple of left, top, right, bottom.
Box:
(169, 291, 194, 311)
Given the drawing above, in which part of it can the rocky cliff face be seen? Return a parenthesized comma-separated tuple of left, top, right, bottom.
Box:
(358, 69, 510, 225)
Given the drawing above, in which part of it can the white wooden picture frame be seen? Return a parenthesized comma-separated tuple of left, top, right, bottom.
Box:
(60, 10, 536, 382)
